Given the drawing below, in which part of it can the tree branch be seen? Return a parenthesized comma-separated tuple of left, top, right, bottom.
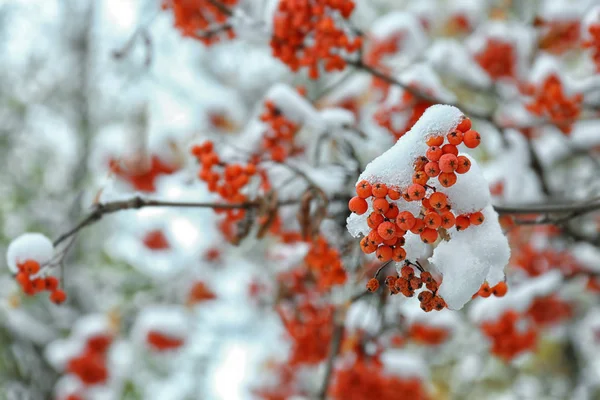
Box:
(317, 316, 344, 400)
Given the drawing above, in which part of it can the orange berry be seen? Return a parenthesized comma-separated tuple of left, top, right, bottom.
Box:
(50, 290, 67, 304)
(32, 278, 46, 293)
(439, 154, 458, 173)
(414, 156, 428, 172)
(441, 144, 458, 156)
(388, 188, 401, 200)
(420, 228, 439, 243)
(457, 117, 472, 132)
(367, 212, 384, 229)
(426, 146, 443, 161)
(21, 260, 40, 275)
(438, 172, 457, 187)
(15, 272, 29, 287)
(410, 218, 426, 234)
(424, 161, 441, 177)
(349, 196, 368, 215)
(377, 221, 397, 240)
(368, 230, 384, 245)
(407, 184, 426, 201)
(424, 212, 442, 229)
(426, 136, 444, 146)
(447, 130, 463, 145)
(441, 211, 456, 229)
(463, 130, 481, 148)
(376, 245, 393, 262)
(373, 198, 390, 214)
(356, 180, 372, 198)
(371, 183, 388, 198)
(366, 278, 380, 292)
(429, 192, 448, 209)
(456, 155, 471, 174)
(360, 237, 377, 254)
(385, 203, 399, 219)
(401, 266, 414, 278)
(392, 247, 407, 262)
(396, 211, 416, 231)
(470, 211, 485, 225)
(422, 197, 433, 210)
(456, 216, 471, 231)
(413, 171, 429, 185)
(493, 282, 508, 297)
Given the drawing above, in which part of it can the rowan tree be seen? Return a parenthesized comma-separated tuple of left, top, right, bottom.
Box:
(2, 0, 600, 399)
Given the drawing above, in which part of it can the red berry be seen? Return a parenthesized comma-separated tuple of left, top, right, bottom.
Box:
(463, 130, 481, 148)
(457, 118, 472, 132)
(456, 155, 471, 174)
(349, 196, 368, 215)
(426, 146, 443, 161)
(356, 180, 372, 198)
(50, 290, 67, 304)
(371, 183, 388, 198)
(439, 154, 458, 173)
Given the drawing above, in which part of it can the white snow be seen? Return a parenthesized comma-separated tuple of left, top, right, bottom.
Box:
(6, 232, 54, 274)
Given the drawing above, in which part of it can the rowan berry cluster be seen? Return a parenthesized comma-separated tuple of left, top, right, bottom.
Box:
(146, 330, 185, 351)
(161, 0, 237, 45)
(526, 294, 572, 327)
(474, 39, 516, 80)
(66, 333, 113, 386)
(481, 310, 537, 361)
(524, 74, 582, 134)
(259, 100, 300, 162)
(271, 0, 361, 79)
(277, 301, 334, 365)
(374, 92, 433, 140)
(408, 323, 449, 346)
(14, 260, 66, 304)
(350, 117, 485, 310)
(142, 230, 170, 250)
(583, 23, 600, 72)
(191, 141, 260, 235)
(473, 281, 508, 298)
(330, 355, 430, 400)
(109, 155, 178, 193)
(304, 236, 347, 290)
(536, 19, 580, 55)
(187, 281, 217, 305)
(380, 267, 446, 312)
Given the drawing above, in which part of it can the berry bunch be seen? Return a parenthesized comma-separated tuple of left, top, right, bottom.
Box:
(350, 117, 485, 311)
(304, 236, 348, 290)
(67, 334, 113, 385)
(277, 301, 334, 365)
(330, 355, 431, 400)
(526, 294, 572, 327)
(14, 260, 65, 304)
(146, 330, 185, 351)
(271, 0, 361, 79)
(536, 19, 580, 55)
(192, 141, 259, 217)
(109, 155, 178, 193)
(161, 0, 237, 45)
(481, 310, 537, 361)
(259, 100, 300, 162)
(583, 23, 600, 72)
(524, 74, 582, 134)
(408, 323, 449, 346)
(474, 281, 508, 298)
(474, 39, 516, 80)
(187, 281, 217, 305)
(374, 91, 433, 140)
(142, 230, 170, 250)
